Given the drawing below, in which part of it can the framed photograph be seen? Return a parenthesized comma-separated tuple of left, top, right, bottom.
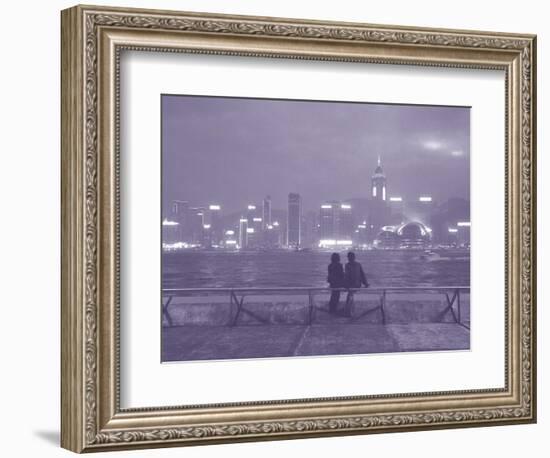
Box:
(61, 4, 537, 453)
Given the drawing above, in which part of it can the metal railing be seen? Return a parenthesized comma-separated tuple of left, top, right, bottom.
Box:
(162, 286, 470, 328)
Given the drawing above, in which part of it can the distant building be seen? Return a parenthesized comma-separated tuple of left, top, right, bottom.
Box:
(238, 218, 248, 249)
(319, 202, 339, 240)
(287, 193, 302, 248)
(171, 200, 189, 242)
(262, 195, 272, 230)
(373, 221, 431, 249)
(189, 206, 206, 245)
(338, 203, 354, 240)
(371, 155, 387, 202)
(430, 198, 470, 243)
(318, 201, 354, 242)
(456, 221, 471, 246)
(302, 211, 318, 248)
(406, 196, 435, 228)
(207, 204, 222, 246)
(369, 156, 390, 235)
(388, 196, 405, 225)
(246, 203, 262, 244)
(162, 219, 180, 245)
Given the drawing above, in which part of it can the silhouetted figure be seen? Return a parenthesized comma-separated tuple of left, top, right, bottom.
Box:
(344, 251, 369, 317)
(327, 253, 345, 314)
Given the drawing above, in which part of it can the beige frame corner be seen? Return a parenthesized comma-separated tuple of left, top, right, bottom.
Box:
(61, 4, 536, 453)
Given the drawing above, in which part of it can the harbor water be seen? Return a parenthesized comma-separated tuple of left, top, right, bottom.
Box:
(162, 249, 470, 289)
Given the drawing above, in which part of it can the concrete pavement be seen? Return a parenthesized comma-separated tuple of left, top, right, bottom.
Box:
(162, 322, 470, 362)
(161, 292, 470, 362)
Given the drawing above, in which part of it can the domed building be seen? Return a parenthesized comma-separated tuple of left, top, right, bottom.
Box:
(373, 229, 400, 249)
(373, 221, 432, 249)
(397, 221, 431, 248)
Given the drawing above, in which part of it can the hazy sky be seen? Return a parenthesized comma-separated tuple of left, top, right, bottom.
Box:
(162, 95, 470, 214)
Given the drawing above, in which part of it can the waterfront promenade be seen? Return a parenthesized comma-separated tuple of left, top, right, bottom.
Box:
(161, 288, 470, 362)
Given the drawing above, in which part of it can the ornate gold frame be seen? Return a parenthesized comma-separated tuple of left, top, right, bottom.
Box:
(61, 4, 537, 453)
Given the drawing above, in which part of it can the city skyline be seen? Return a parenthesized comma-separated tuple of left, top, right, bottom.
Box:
(162, 95, 470, 215)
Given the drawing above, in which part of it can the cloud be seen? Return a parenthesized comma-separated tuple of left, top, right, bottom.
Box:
(422, 140, 444, 151)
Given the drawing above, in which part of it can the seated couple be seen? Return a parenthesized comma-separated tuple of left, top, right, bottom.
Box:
(327, 251, 369, 317)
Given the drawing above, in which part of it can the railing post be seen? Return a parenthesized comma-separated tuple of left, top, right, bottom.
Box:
(380, 290, 386, 325)
(230, 290, 245, 327)
(228, 291, 235, 326)
(444, 290, 459, 323)
(457, 288, 461, 324)
(162, 296, 173, 327)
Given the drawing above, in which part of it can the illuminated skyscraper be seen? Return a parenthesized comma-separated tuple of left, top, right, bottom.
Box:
(319, 202, 354, 243)
(189, 207, 206, 245)
(171, 200, 189, 242)
(238, 218, 248, 249)
(287, 193, 302, 248)
(262, 195, 272, 229)
(369, 156, 391, 236)
(338, 203, 354, 239)
(371, 155, 387, 201)
(388, 196, 405, 224)
(246, 204, 262, 236)
(319, 202, 338, 240)
(207, 204, 222, 245)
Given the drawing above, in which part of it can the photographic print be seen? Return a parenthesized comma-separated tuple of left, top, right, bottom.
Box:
(61, 7, 536, 450)
(161, 95, 471, 363)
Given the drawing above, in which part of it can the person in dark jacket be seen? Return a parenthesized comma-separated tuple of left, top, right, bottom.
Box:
(344, 251, 369, 317)
(327, 252, 345, 314)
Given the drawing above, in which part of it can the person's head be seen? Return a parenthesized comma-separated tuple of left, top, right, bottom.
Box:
(331, 253, 340, 263)
(347, 251, 356, 262)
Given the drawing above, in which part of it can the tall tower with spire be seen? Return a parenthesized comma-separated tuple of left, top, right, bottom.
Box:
(371, 155, 387, 201)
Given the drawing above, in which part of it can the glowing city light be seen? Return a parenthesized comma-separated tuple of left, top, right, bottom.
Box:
(253, 217, 262, 222)
(358, 225, 367, 229)
(209, 205, 221, 211)
(273, 221, 279, 227)
(247, 205, 256, 210)
(419, 196, 432, 202)
(448, 228, 458, 233)
(162, 219, 179, 226)
(225, 240, 237, 245)
(225, 230, 235, 235)
(239, 218, 247, 223)
(267, 225, 273, 230)
(162, 242, 188, 250)
(246, 228, 255, 234)
(457, 221, 471, 227)
(340, 204, 352, 209)
(321, 204, 332, 209)
(203, 224, 211, 229)
(318, 239, 353, 248)
(389, 197, 403, 202)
